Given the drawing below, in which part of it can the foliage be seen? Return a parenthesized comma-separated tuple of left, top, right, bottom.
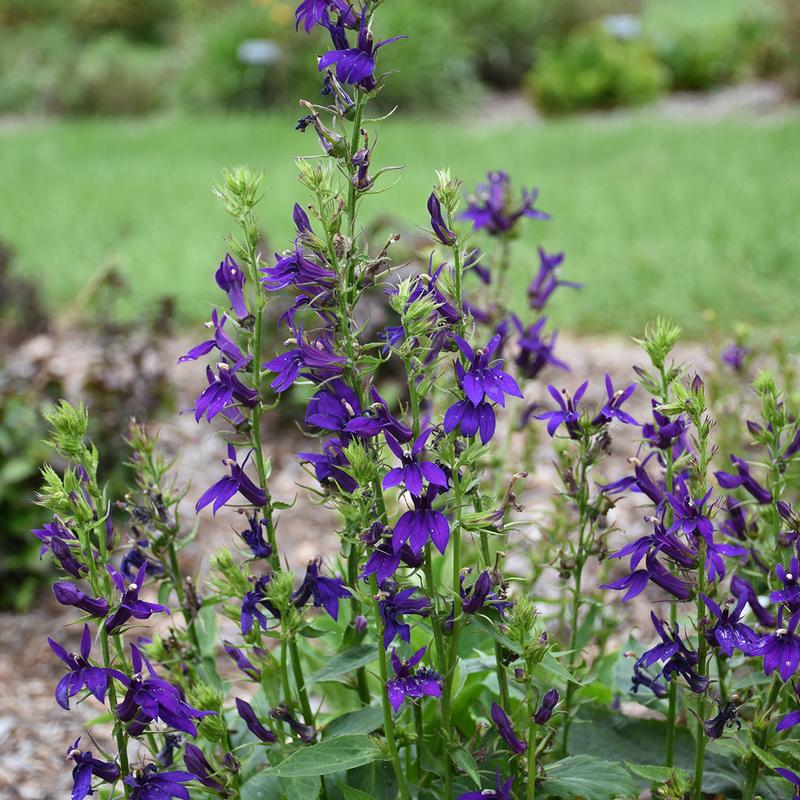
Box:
(28, 4, 800, 800)
(0, 245, 174, 610)
(526, 25, 668, 114)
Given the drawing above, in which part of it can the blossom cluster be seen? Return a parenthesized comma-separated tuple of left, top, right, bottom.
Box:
(32, 3, 800, 800)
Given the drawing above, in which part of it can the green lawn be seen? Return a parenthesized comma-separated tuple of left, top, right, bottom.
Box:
(1, 111, 799, 340)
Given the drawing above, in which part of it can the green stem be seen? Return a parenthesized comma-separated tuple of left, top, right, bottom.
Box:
(370, 575, 411, 800)
(527, 718, 538, 800)
(665, 601, 678, 768)
(692, 542, 708, 800)
(101, 629, 130, 793)
(423, 547, 453, 798)
(743, 674, 782, 800)
(288, 637, 315, 728)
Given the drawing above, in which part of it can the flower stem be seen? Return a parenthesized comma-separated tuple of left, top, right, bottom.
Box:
(742, 673, 782, 800)
(101, 629, 130, 795)
(423, 547, 453, 798)
(288, 636, 315, 728)
(692, 541, 708, 800)
(369, 575, 411, 800)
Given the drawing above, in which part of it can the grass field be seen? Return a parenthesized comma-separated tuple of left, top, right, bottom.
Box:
(1, 110, 799, 340)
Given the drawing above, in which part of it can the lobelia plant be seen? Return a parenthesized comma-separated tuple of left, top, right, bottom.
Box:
(33, 3, 800, 800)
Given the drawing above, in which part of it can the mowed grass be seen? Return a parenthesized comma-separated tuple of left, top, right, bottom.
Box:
(1, 111, 799, 340)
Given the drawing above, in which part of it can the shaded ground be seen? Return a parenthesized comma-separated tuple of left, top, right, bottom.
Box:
(0, 332, 712, 799)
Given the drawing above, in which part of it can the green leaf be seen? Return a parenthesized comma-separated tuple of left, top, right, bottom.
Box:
(750, 744, 790, 772)
(240, 773, 281, 800)
(265, 735, 382, 778)
(324, 706, 384, 738)
(306, 645, 376, 685)
(450, 747, 480, 787)
(545, 755, 637, 800)
(531, 651, 581, 687)
(624, 762, 689, 784)
(279, 776, 320, 800)
(337, 784, 378, 800)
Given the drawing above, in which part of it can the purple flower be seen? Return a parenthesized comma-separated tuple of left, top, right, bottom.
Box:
(49, 625, 115, 710)
(378, 587, 430, 649)
(157, 734, 182, 767)
(666, 478, 714, 540)
(291, 557, 351, 620)
(196, 445, 267, 515)
(591, 374, 637, 427)
(236, 698, 277, 742)
(215, 253, 248, 318)
(271, 704, 316, 742)
(535, 381, 587, 438)
(600, 456, 667, 507)
(490, 703, 526, 754)
(223, 641, 262, 681)
(721, 343, 749, 372)
(753, 609, 800, 681)
(453, 333, 522, 408)
(318, 9, 405, 91)
(443, 397, 497, 444)
(703, 701, 740, 739)
(715, 455, 772, 504)
(771, 556, 800, 610)
(636, 612, 708, 694)
(298, 437, 358, 493)
(44, 532, 87, 578)
(511, 316, 568, 380)
(774, 768, 800, 795)
(105, 563, 170, 634)
(183, 744, 226, 792)
(344, 385, 413, 443)
(263, 328, 345, 392)
(194, 363, 258, 424)
(295, 0, 356, 33)
(239, 514, 272, 560)
(777, 683, 800, 731)
(393, 487, 450, 555)
(67, 738, 120, 800)
(385, 646, 442, 712)
(52, 581, 108, 617)
(641, 401, 688, 452)
(527, 247, 581, 311)
(399, 258, 459, 325)
(427, 193, 456, 245)
(601, 550, 692, 602)
(534, 688, 559, 724)
(731, 574, 776, 628)
(240, 576, 278, 636)
(178, 310, 250, 370)
(382, 428, 448, 498)
(116, 644, 214, 737)
(305, 380, 361, 434)
(120, 546, 163, 581)
(360, 526, 424, 586)
(458, 770, 514, 800)
(460, 171, 549, 236)
(701, 593, 759, 656)
(33, 518, 77, 557)
(260, 243, 336, 293)
(124, 765, 196, 800)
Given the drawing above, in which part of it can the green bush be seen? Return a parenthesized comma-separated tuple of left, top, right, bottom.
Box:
(371, 1, 478, 110)
(58, 34, 172, 114)
(526, 25, 667, 114)
(0, 24, 76, 113)
(655, 25, 744, 91)
(65, 0, 180, 43)
(775, 0, 800, 95)
(177, 1, 321, 109)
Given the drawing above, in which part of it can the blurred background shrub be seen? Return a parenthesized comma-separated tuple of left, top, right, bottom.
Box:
(0, 0, 795, 117)
(0, 242, 175, 610)
(526, 25, 668, 114)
